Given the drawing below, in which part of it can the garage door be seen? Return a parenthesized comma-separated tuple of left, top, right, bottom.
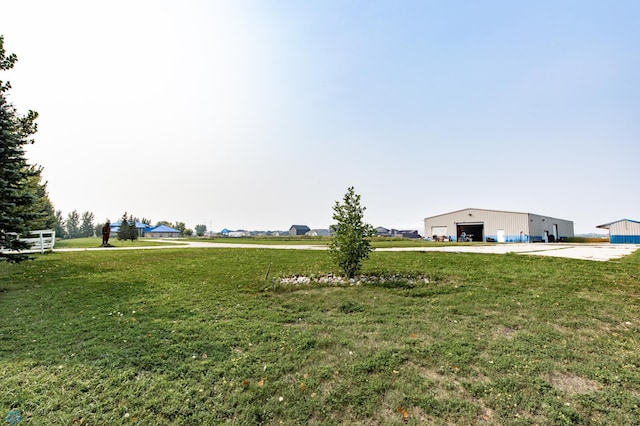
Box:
(431, 226, 447, 238)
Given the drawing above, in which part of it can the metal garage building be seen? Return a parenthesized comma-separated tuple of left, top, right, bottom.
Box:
(596, 219, 640, 244)
(424, 208, 574, 243)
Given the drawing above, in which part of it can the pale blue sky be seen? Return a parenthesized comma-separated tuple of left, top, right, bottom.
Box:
(2, 1, 638, 233)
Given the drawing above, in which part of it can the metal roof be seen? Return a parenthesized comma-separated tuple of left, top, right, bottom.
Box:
(424, 207, 576, 221)
(596, 219, 640, 229)
(147, 224, 180, 233)
(110, 221, 151, 228)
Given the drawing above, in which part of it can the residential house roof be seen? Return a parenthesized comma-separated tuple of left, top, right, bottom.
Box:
(290, 225, 311, 233)
(147, 224, 181, 233)
(110, 221, 151, 229)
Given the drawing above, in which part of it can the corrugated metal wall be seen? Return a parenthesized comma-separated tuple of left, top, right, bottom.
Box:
(424, 208, 529, 242)
(609, 220, 640, 244)
(424, 208, 574, 242)
(528, 214, 575, 242)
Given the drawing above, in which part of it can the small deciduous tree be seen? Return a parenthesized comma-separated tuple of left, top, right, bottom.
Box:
(174, 221, 186, 236)
(94, 222, 104, 238)
(329, 186, 376, 278)
(195, 224, 207, 237)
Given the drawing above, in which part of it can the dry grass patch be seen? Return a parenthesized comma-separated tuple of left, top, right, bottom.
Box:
(548, 372, 602, 394)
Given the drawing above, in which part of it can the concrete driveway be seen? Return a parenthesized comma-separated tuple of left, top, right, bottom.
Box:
(375, 243, 639, 261)
(54, 241, 638, 261)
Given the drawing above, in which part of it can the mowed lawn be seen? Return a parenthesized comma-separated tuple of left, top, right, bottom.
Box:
(1, 247, 639, 425)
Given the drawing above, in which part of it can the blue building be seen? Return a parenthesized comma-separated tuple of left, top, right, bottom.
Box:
(597, 219, 640, 244)
(110, 221, 152, 237)
(146, 224, 181, 238)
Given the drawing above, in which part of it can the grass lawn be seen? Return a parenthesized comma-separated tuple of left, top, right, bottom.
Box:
(1, 247, 639, 424)
(189, 236, 479, 249)
(54, 237, 186, 249)
(188, 237, 331, 246)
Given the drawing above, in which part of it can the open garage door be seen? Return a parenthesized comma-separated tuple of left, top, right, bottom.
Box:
(456, 223, 484, 242)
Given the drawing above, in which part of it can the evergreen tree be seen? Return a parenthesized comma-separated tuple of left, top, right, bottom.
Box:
(54, 210, 66, 239)
(127, 214, 138, 241)
(328, 187, 376, 278)
(79, 211, 95, 237)
(117, 215, 130, 241)
(66, 210, 80, 239)
(0, 36, 40, 262)
(21, 166, 56, 231)
(118, 213, 138, 242)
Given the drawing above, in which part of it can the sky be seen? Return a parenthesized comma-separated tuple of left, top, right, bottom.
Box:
(2, 1, 638, 234)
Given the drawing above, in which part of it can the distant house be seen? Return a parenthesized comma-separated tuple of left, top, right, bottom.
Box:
(375, 227, 391, 237)
(376, 227, 421, 238)
(289, 225, 310, 236)
(396, 230, 421, 239)
(110, 221, 152, 237)
(146, 224, 181, 238)
(597, 219, 640, 244)
(306, 229, 331, 237)
(221, 228, 250, 237)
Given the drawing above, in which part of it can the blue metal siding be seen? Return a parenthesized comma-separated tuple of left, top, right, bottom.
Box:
(611, 235, 640, 244)
(485, 234, 530, 243)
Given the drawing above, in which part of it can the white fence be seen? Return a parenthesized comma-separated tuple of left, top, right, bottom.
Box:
(23, 230, 56, 253)
(1, 229, 56, 254)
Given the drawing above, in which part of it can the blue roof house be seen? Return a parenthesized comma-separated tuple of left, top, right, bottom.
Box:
(110, 221, 152, 237)
(146, 224, 182, 238)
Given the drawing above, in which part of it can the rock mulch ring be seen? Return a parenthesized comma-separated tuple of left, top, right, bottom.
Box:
(274, 274, 432, 286)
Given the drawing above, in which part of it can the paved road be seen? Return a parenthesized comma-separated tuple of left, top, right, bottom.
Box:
(53, 241, 639, 261)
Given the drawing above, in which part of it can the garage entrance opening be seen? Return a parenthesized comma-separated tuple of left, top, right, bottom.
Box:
(457, 223, 484, 242)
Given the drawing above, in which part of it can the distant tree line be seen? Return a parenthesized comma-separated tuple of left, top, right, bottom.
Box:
(52, 211, 193, 239)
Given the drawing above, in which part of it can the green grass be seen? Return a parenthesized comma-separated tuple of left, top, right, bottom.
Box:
(54, 237, 186, 249)
(192, 237, 330, 245)
(190, 236, 479, 248)
(1, 248, 640, 424)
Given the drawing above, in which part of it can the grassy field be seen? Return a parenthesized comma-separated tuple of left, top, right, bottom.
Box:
(183, 236, 481, 249)
(1, 247, 639, 424)
(54, 237, 186, 249)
